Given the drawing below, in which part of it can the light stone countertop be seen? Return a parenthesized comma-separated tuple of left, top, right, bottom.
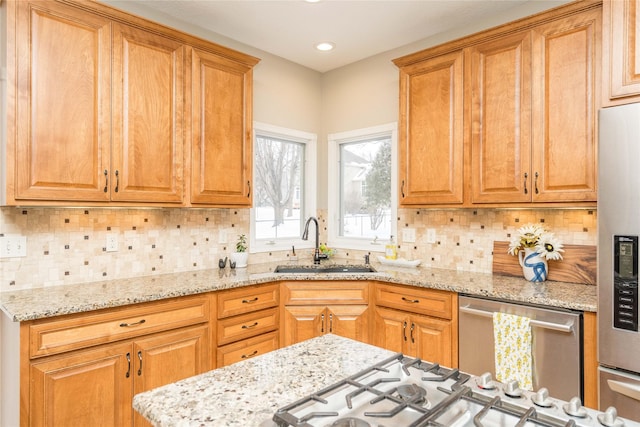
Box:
(132, 334, 396, 427)
(0, 260, 597, 322)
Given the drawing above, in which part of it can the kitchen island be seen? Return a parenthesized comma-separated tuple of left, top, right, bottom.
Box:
(132, 333, 395, 426)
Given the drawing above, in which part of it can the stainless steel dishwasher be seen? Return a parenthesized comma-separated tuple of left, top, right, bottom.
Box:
(458, 295, 583, 402)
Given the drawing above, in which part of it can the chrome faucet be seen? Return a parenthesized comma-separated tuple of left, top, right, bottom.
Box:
(302, 216, 322, 264)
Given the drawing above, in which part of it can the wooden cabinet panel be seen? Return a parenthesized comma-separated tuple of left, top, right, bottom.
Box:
(372, 306, 406, 353)
(29, 296, 209, 358)
(11, 0, 112, 202)
(281, 281, 369, 305)
(217, 331, 279, 367)
(397, 50, 464, 205)
(217, 283, 279, 318)
(326, 305, 370, 344)
(111, 23, 185, 203)
(29, 342, 133, 427)
(217, 308, 279, 346)
(531, 10, 599, 202)
(470, 31, 532, 203)
(374, 283, 452, 319)
(411, 314, 454, 368)
(604, 0, 640, 102)
(190, 48, 254, 206)
(282, 305, 325, 346)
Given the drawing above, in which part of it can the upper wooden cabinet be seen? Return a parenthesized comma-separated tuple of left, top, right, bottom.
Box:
(603, 0, 640, 103)
(397, 50, 464, 206)
(4, 0, 259, 207)
(189, 48, 254, 206)
(471, 9, 600, 204)
(394, 0, 601, 208)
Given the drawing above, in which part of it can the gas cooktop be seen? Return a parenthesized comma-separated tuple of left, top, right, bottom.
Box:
(270, 353, 639, 427)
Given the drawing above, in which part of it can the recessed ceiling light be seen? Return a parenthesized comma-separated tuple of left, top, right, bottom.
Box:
(315, 42, 335, 52)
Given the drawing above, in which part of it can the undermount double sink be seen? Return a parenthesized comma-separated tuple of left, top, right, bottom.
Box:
(273, 264, 377, 274)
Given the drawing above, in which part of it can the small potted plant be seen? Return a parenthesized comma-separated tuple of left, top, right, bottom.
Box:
(508, 224, 564, 282)
(230, 234, 249, 268)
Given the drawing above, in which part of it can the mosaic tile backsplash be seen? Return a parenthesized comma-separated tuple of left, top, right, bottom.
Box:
(0, 207, 596, 291)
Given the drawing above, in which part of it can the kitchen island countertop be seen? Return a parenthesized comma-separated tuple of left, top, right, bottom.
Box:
(132, 334, 396, 427)
(0, 260, 597, 322)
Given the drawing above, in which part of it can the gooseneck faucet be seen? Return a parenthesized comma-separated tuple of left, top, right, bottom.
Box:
(302, 216, 321, 264)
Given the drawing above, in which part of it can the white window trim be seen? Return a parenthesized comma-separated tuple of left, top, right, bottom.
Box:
(327, 123, 398, 253)
(250, 122, 317, 254)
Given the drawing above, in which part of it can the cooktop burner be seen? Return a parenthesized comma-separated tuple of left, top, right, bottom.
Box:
(271, 353, 640, 427)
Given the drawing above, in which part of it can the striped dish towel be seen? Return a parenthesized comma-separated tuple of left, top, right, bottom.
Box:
(493, 312, 533, 391)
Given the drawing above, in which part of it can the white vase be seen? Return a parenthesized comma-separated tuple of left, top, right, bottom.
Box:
(230, 252, 249, 268)
(518, 247, 548, 282)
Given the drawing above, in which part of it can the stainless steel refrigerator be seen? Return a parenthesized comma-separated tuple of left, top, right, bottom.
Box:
(598, 103, 640, 420)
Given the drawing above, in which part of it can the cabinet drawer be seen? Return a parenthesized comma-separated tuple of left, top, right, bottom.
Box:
(375, 284, 452, 319)
(282, 281, 370, 305)
(217, 307, 279, 346)
(29, 295, 210, 358)
(216, 331, 279, 367)
(217, 284, 279, 318)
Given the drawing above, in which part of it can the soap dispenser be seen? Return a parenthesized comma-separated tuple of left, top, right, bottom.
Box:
(385, 235, 397, 260)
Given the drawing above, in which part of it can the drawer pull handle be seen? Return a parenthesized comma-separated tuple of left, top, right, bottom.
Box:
(241, 350, 258, 359)
(114, 170, 120, 193)
(402, 297, 420, 303)
(242, 322, 259, 329)
(120, 319, 146, 327)
(321, 313, 325, 333)
(403, 321, 408, 342)
(137, 351, 143, 376)
(329, 313, 333, 333)
(410, 323, 415, 344)
(242, 297, 259, 304)
(524, 172, 528, 195)
(103, 169, 109, 193)
(125, 352, 131, 378)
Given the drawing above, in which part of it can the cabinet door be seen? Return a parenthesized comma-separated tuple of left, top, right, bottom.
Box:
(111, 23, 185, 203)
(531, 9, 600, 202)
(605, 0, 640, 101)
(190, 47, 254, 206)
(398, 50, 464, 205)
(281, 305, 325, 347)
(326, 305, 370, 344)
(470, 31, 533, 203)
(411, 314, 454, 368)
(372, 306, 409, 355)
(12, 0, 111, 202)
(133, 326, 209, 426)
(29, 342, 132, 427)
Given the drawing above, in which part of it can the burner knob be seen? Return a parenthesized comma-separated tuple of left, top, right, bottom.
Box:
(476, 372, 496, 390)
(563, 397, 588, 418)
(597, 407, 625, 427)
(503, 380, 523, 398)
(531, 387, 553, 408)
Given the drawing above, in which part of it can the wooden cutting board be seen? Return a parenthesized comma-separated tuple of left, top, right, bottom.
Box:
(492, 241, 596, 285)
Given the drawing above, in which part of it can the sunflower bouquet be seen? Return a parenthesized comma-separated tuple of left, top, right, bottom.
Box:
(507, 224, 564, 261)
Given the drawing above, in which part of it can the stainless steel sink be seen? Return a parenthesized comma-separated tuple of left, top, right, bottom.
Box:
(273, 264, 376, 273)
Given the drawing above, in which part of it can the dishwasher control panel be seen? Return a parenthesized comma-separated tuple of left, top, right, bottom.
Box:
(614, 235, 639, 331)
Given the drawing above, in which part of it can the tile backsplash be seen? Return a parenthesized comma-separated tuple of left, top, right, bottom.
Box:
(0, 207, 597, 291)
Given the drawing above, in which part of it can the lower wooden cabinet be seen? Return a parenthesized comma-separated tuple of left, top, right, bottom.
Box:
(373, 306, 453, 367)
(280, 281, 371, 347)
(373, 283, 457, 367)
(216, 331, 279, 367)
(282, 304, 370, 346)
(29, 325, 209, 427)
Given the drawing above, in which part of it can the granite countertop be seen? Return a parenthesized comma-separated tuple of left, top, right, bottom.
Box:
(132, 334, 396, 427)
(0, 260, 597, 322)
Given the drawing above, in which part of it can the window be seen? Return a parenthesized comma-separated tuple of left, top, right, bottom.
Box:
(251, 122, 317, 252)
(328, 123, 397, 252)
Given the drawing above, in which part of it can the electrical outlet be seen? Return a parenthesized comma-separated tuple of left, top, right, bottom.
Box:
(402, 228, 416, 243)
(218, 230, 228, 244)
(426, 228, 437, 244)
(106, 234, 118, 252)
(0, 235, 27, 258)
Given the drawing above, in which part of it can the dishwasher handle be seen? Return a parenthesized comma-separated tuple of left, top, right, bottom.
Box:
(459, 305, 574, 333)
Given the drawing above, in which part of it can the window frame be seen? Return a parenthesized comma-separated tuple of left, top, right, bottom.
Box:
(250, 122, 317, 253)
(327, 123, 398, 253)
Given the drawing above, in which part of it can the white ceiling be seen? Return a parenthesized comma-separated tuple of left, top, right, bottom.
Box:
(112, 0, 536, 73)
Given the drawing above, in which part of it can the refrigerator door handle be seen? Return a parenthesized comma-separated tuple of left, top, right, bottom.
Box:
(607, 379, 640, 402)
(459, 305, 574, 333)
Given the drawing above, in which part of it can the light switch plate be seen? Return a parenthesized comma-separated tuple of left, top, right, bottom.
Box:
(402, 228, 416, 243)
(426, 228, 437, 244)
(106, 234, 118, 252)
(0, 235, 27, 258)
